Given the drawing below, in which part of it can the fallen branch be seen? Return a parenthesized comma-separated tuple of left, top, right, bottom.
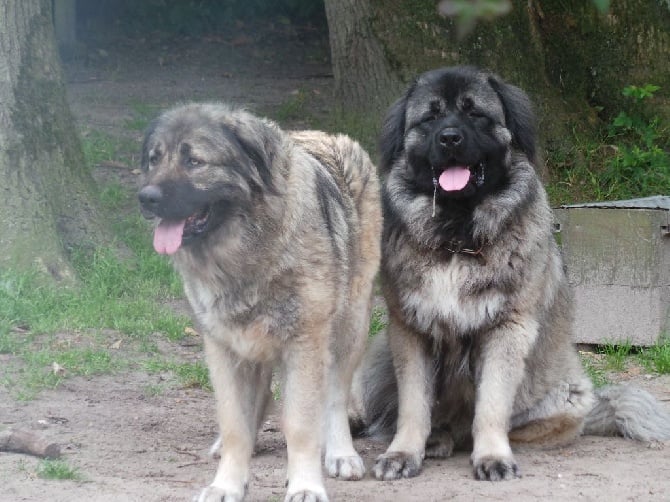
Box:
(0, 428, 61, 459)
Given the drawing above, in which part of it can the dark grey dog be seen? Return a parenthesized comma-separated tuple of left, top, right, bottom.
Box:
(350, 66, 670, 483)
(139, 103, 381, 501)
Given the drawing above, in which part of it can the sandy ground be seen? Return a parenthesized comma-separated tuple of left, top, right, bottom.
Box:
(2, 25, 670, 502)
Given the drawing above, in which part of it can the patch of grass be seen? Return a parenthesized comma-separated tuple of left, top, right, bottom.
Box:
(125, 101, 160, 131)
(639, 341, 670, 374)
(36, 459, 82, 480)
(99, 182, 129, 210)
(1, 124, 192, 398)
(143, 383, 165, 397)
(81, 129, 121, 167)
(0, 222, 188, 396)
(8, 346, 123, 400)
(0, 326, 25, 354)
(80, 128, 139, 168)
(273, 89, 309, 123)
(599, 341, 634, 372)
(580, 351, 610, 388)
(145, 360, 211, 391)
(272, 378, 281, 401)
(369, 306, 387, 339)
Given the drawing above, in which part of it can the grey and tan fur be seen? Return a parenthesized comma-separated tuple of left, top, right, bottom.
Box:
(138, 103, 381, 501)
(351, 66, 670, 483)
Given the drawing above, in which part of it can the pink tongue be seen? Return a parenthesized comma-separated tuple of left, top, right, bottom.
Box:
(153, 219, 186, 255)
(438, 167, 471, 191)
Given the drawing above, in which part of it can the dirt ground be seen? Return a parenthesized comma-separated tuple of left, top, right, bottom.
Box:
(2, 26, 670, 502)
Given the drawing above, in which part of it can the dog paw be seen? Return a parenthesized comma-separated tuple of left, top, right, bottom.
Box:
(372, 451, 422, 480)
(325, 454, 365, 480)
(196, 484, 245, 502)
(472, 455, 519, 481)
(284, 488, 328, 502)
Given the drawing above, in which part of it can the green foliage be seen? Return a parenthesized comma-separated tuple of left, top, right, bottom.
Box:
(36, 459, 82, 480)
(602, 84, 669, 199)
(547, 83, 669, 205)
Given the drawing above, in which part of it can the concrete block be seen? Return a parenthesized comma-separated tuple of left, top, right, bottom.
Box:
(554, 196, 670, 346)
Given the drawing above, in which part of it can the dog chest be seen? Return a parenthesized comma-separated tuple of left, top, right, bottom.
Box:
(400, 258, 505, 335)
(183, 279, 286, 362)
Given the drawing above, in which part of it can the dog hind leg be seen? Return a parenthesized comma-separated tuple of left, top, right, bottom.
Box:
(324, 276, 375, 480)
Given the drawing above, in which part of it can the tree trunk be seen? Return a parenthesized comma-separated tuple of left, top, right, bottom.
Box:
(0, 0, 108, 281)
(323, 0, 403, 112)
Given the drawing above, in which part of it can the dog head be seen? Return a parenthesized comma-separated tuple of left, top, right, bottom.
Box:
(380, 66, 537, 201)
(138, 103, 281, 255)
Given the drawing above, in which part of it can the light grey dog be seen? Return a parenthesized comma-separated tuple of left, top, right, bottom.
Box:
(350, 66, 670, 483)
(139, 103, 382, 501)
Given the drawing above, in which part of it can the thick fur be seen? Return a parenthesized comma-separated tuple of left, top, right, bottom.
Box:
(139, 103, 381, 501)
(351, 66, 670, 483)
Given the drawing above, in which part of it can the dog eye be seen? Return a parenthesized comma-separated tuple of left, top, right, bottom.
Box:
(187, 157, 203, 168)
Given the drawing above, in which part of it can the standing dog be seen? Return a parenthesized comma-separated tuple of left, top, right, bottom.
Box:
(138, 103, 381, 501)
(350, 66, 670, 482)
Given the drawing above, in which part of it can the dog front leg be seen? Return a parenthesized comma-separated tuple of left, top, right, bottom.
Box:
(373, 317, 434, 480)
(281, 333, 330, 502)
(471, 317, 538, 481)
(198, 336, 272, 502)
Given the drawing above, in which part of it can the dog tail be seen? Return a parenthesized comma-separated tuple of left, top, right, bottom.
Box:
(349, 332, 399, 438)
(583, 385, 670, 441)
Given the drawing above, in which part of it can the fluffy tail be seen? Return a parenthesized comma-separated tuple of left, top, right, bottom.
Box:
(583, 385, 670, 441)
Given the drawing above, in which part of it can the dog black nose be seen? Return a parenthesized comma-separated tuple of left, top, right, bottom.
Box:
(138, 185, 163, 208)
(438, 128, 463, 148)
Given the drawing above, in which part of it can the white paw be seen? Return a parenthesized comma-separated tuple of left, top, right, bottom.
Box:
(196, 483, 245, 502)
(325, 454, 365, 480)
(285, 481, 328, 502)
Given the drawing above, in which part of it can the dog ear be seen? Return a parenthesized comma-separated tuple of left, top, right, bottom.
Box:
(222, 120, 281, 195)
(488, 76, 537, 164)
(140, 119, 158, 172)
(379, 84, 414, 174)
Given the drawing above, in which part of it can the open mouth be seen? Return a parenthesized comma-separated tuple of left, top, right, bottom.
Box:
(152, 205, 211, 255)
(435, 162, 485, 192)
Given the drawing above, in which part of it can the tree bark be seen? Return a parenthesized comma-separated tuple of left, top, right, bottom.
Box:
(0, 0, 107, 281)
(323, 0, 403, 112)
